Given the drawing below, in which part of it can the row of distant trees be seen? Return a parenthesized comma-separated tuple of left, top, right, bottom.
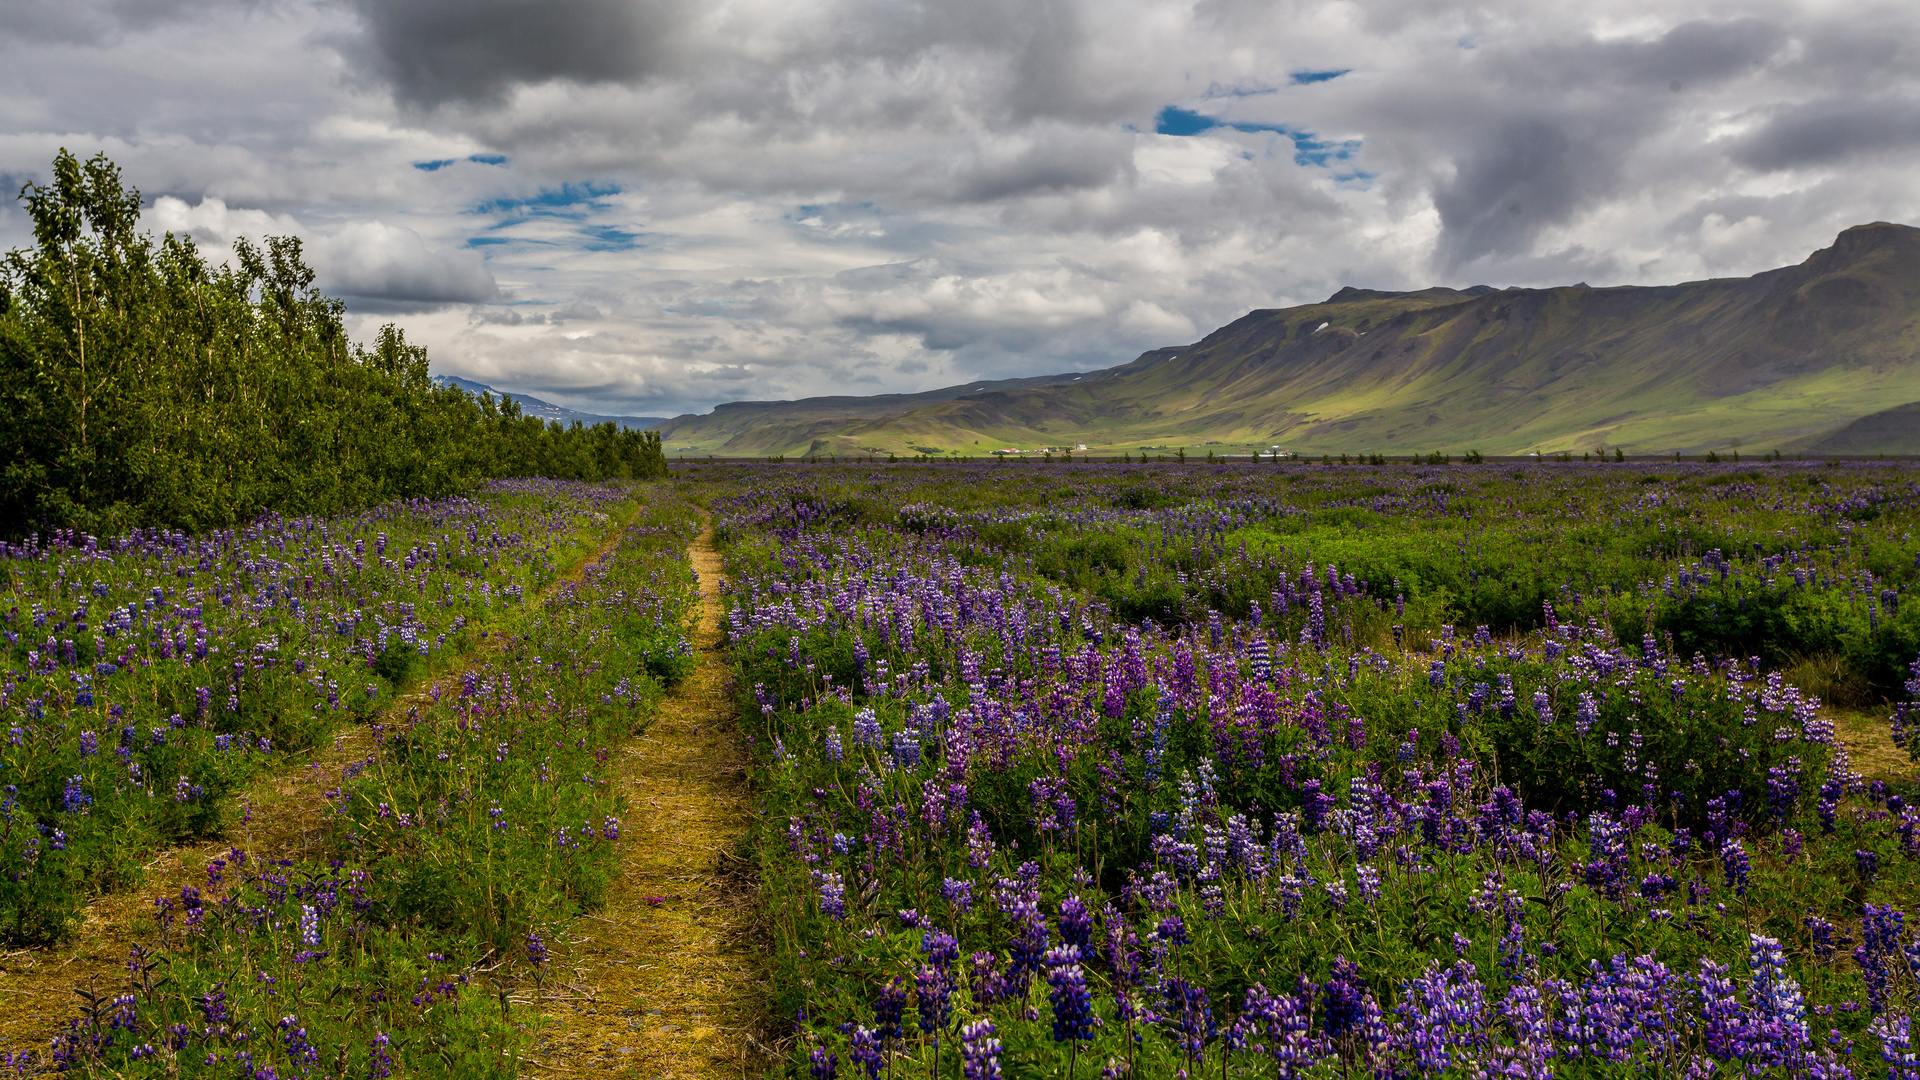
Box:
(0, 151, 666, 539)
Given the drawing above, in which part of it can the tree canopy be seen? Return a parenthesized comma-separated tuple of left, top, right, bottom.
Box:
(0, 150, 666, 538)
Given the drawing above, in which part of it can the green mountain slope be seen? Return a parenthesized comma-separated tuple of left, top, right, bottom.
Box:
(1793, 401, 1920, 455)
(659, 222, 1920, 456)
(650, 355, 1176, 454)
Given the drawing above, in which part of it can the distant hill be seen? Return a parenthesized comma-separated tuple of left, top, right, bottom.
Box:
(650, 361, 1158, 454)
(654, 222, 1920, 457)
(1793, 401, 1920, 455)
(434, 376, 668, 431)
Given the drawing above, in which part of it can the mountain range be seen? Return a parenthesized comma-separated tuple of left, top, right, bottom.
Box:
(433, 376, 669, 432)
(646, 221, 1920, 457)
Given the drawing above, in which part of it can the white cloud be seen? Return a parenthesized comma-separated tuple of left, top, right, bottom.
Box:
(144, 197, 496, 309)
(316, 221, 498, 308)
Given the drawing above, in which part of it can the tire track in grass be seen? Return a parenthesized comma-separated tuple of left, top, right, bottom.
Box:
(523, 515, 765, 1080)
(0, 498, 650, 1059)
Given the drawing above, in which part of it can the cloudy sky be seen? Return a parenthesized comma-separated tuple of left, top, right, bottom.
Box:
(4, 0, 1916, 418)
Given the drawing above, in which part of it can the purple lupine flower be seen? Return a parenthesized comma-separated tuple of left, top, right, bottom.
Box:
(367, 1032, 394, 1079)
(968, 951, 1011, 1006)
(913, 965, 951, 1035)
(1004, 888, 1049, 991)
(1059, 895, 1094, 950)
(1857, 849, 1880, 884)
(872, 978, 908, 1045)
(1870, 1014, 1917, 1080)
(966, 811, 994, 870)
(1696, 957, 1743, 1062)
(1161, 976, 1215, 1064)
(1321, 956, 1368, 1040)
(1747, 933, 1810, 1066)
(1045, 946, 1095, 1043)
(1240, 982, 1324, 1079)
(852, 708, 882, 750)
(1576, 691, 1598, 736)
(526, 930, 548, 967)
(808, 1046, 838, 1080)
(1766, 760, 1802, 820)
(815, 871, 847, 920)
(1720, 838, 1750, 896)
(1355, 865, 1381, 902)
(1858, 905, 1907, 1015)
(960, 1018, 1002, 1080)
(60, 776, 90, 814)
(1153, 914, 1189, 946)
(847, 1026, 884, 1079)
(921, 930, 960, 973)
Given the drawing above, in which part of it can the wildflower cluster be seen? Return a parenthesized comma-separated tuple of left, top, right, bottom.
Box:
(0, 479, 633, 944)
(714, 462, 1920, 1078)
(31, 487, 702, 1076)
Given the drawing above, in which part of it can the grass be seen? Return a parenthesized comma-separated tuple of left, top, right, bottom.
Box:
(521, 517, 771, 1080)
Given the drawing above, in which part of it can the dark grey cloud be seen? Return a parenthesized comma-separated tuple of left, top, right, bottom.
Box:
(1559, 16, 1784, 87)
(952, 126, 1135, 202)
(1422, 18, 1789, 270)
(1432, 118, 1589, 270)
(345, 0, 689, 107)
(1732, 95, 1920, 171)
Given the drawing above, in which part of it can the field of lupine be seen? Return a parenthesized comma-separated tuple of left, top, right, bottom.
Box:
(0, 479, 636, 946)
(710, 460, 1920, 1080)
(3, 479, 704, 1077)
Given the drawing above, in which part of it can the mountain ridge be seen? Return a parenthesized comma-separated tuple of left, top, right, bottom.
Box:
(633, 222, 1920, 456)
(432, 376, 669, 431)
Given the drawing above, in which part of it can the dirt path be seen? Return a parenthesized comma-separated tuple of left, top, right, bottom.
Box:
(0, 503, 646, 1059)
(520, 516, 765, 1080)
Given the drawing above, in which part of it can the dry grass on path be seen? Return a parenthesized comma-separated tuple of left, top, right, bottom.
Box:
(1833, 706, 1910, 781)
(522, 519, 768, 1080)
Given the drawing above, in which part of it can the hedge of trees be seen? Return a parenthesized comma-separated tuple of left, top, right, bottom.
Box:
(0, 150, 666, 539)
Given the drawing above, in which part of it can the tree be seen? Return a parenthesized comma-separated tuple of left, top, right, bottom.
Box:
(0, 149, 668, 540)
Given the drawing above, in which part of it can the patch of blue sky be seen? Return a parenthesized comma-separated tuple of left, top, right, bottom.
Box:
(1289, 69, 1350, 84)
(1153, 107, 1360, 168)
(1154, 106, 1219, 137)
(413, 159, 457, 171)
(1284, 130, 1362, 168)
(467, 154, 508, 166)
(582, 224, 642, 251)
(473, 181, 621, 218)
(466, 236, 513, 246)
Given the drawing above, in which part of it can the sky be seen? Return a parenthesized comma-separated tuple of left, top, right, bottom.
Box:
(3, 0, 1917, 419)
